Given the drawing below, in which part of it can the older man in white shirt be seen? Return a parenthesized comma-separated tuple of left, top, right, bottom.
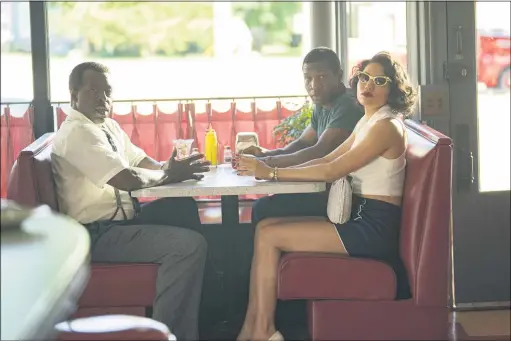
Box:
(51, 61, 210, 341)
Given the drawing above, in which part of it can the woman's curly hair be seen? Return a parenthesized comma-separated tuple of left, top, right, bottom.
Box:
(349, 52, 418, 117)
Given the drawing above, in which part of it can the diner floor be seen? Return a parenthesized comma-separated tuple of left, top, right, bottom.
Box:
(198, 199, 253, 224)
(204, 308, 510, 340)
(453, 309, 510, 340)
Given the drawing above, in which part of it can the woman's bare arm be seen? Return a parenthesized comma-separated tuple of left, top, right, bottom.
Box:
(277, 121, 400, 182)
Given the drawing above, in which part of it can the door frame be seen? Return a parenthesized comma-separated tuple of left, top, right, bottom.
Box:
(418, 1, 511, 309)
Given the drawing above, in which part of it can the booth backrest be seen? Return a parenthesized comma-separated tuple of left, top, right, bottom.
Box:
(7, 133, 59, 211)
(400, 120, 452, 307)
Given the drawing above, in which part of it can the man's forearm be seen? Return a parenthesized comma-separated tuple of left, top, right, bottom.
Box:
(132, 167, 169, 188)
(263, 145, 326, 168)
(260, 139, 308, 157)
(112, 167, 169, 192)
(136, 157, 164, 170)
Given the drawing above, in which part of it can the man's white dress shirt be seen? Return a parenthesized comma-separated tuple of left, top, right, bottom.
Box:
(52, 107, 147, 224)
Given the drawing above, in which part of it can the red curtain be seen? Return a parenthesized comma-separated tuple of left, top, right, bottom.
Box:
(1, 98, 302, 199)
(131, 103, 158, 160)
(1, 106, 10, 198)
(233, 100, 256, 150)
(255, 102, 280, 150)
(210, 101, 235, 162)
(111, 98, 304, 158)
(111, 103, 138, 143)
(1, 104, 35, 198)
(190, 101, 210, 154)
(156, 102, 182, 162)
(56, 105, 67, 129)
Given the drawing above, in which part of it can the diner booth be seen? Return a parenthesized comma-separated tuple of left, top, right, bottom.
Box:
(1, 1, 509, 340)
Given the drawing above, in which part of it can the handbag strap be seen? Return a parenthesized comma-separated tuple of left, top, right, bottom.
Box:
(101, 127, 141, 220)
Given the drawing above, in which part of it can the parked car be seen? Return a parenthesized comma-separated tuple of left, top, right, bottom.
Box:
(477, 29, 510, 89)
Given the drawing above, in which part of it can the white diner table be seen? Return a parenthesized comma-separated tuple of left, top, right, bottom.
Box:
(131, 164, 326, 199)
(1, 206, 90, 341)
(131, 164, 326, 320)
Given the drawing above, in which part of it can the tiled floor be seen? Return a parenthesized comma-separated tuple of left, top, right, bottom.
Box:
(453, 309, 510, 340)
(205, 309, 511, 340)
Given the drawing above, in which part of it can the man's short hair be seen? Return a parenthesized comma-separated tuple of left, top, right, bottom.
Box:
(303, 47, 343, 76)
(69, 62, 109, 91)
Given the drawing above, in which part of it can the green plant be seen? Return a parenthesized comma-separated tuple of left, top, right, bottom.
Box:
(273, 101, 313, 146)
(232, 2, 302, 46)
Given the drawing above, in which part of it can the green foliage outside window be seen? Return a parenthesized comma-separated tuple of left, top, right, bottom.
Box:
(273, 101, 312, 146)
(232, 2, 301, 48)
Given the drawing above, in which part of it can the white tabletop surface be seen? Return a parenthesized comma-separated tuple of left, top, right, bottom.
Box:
(1, 207, 90, 341)
(131, 164, 326, 198)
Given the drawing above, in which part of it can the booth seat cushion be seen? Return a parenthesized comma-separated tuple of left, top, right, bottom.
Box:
(79, 264, 158, 307)
(278, 253, 396, 301)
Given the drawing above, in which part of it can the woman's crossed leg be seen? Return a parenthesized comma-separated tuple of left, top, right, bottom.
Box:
(237, 216, 348, 341)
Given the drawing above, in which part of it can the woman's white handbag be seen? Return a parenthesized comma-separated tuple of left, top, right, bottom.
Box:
(327, 177, 353, 224)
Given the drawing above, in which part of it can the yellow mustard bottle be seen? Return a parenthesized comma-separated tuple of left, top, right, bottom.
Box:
(204, 124, 218, 166)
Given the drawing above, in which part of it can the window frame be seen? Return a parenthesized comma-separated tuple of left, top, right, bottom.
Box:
(334, 1, 422, 120)
(29, 1, 53, 138)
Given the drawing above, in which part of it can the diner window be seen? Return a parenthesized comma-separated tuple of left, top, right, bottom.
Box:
(46, 2, 310, 102)
(475, 2, 510, 191)
(1, 1, 33, 102)
(1, 1, 35, 198)
(346, 2, 407, 76)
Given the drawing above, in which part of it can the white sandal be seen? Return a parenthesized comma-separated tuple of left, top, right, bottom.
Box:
(269, 331, 284, 341)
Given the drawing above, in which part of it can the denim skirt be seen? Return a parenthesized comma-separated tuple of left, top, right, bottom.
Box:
(333, 195, 410, 299)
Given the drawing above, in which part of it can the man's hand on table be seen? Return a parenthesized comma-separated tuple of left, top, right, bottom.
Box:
(165, 149, 211, 183)
(237, 154, 272, 180)
(238, 146, 278, 170)
(240, 145, 267, 157)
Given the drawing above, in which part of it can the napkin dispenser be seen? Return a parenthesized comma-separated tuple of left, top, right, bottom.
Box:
(235, 132, 259, 153)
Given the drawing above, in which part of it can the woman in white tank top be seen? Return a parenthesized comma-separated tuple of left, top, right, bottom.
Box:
(235, 52, 418, 341)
